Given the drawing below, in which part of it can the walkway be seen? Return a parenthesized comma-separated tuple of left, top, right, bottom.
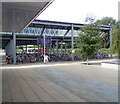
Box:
(2, 66, 86, 102)
(2, 59, 118, 102)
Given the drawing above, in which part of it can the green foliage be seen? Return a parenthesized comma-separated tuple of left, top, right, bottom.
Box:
(95, 17, 116, 48)
(35, 45, 38, 48)
(76, 22, 102, 61)
(17, 46, 23, 49)
(112, 23, 120, 58)
(98, 48, 110, 54)
(66, 43, 71, 48)
(67, 49, 71, 54)
(28, 46, 33, 48)
(17, 49, 22, 53)
(95, 17, 116, 25)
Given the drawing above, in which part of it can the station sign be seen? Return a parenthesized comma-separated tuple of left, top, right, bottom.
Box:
(37, 36, 52, 45)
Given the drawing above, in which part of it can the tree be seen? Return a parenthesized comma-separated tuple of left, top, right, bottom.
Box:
(112, 22, 120, 59)
(95, 17, 116, 48)
(76, 21, 103, 65)
(95, 17, 116, 25)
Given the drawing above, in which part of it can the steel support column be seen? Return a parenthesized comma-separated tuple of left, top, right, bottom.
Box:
(34, 45, 35, 52)
(65, 43, 66, 54)
(22, 45, 24, 54)
(61, 41, 63, 55)
(40, 26, 45, 36)
(71, 24, 74, 61)
(38, 45, 39, 54)
(13, 33, 16, 64)
(43, 45, 44, 54)
(56, 40, 58, 55)
(63, 29, 70, 38)
(26, 44, 27, 53)
(110, 27, 112, 58)
(50, 44, 51, 55)
(12, 9, 16, 64)
(47, 45, 49, 54)
(53, 44, 54, 55)
(39, 45, 41, 54)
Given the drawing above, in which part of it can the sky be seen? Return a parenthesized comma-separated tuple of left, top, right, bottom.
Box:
(37, 0, 119, 23)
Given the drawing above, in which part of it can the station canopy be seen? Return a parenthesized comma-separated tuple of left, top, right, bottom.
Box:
(1, 0, 54, 33)
(20, 19, 111, 37)
(1, 19, 111, 47)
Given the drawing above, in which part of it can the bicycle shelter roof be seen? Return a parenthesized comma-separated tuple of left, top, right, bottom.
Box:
(1, 19, 111, 48)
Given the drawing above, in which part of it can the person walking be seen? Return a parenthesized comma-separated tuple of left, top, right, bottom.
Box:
(44, 53, 49, 63)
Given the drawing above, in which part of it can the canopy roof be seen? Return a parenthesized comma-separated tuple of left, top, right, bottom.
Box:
(1, 19, 111, 48)
(2, 0, 54, 33)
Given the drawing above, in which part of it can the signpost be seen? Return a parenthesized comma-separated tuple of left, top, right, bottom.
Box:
(37, 36, 52, 64)
(44, 35, 45, 64)
(37, 36, 52, 45)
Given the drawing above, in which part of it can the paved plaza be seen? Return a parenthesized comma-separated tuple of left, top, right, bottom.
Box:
(2, 59, 118, 102)
(1, 1, 119, 103)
